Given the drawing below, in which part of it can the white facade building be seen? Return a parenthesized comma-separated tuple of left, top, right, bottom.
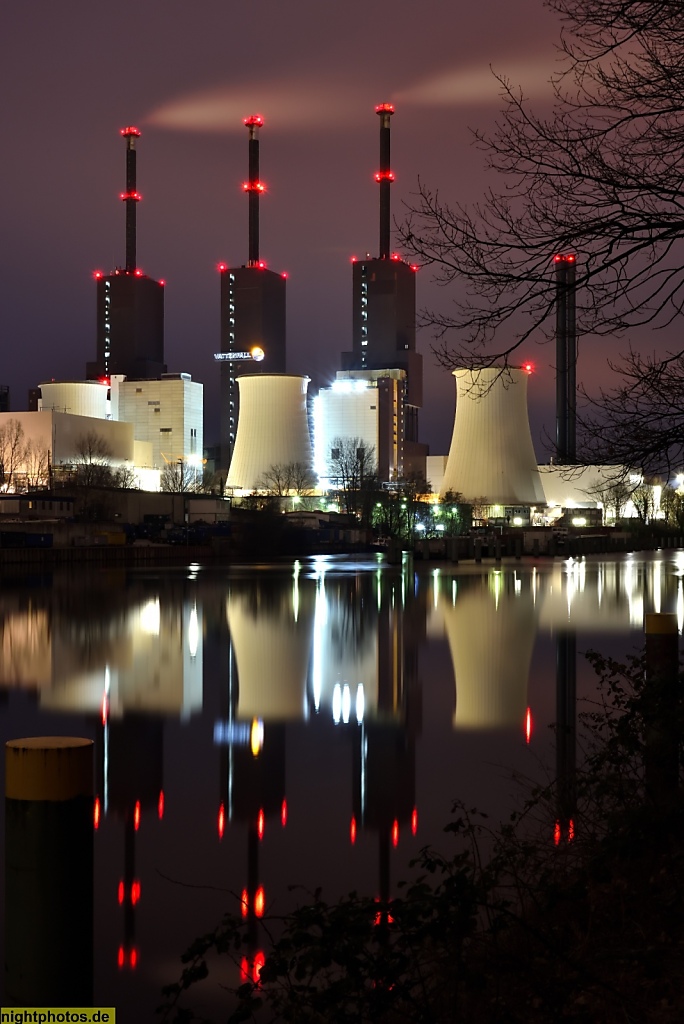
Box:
(441, 368, 546, 506)
(227, 374, 314, 493)
(112, 373, 203, 474)
(39, 380, 109, 420)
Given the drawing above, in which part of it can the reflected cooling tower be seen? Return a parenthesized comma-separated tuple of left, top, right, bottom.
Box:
(227, 374, 314, 491)
(226, 589, 314, 720)
(441, 574, 536, 729)
(440, 368, 545, 504)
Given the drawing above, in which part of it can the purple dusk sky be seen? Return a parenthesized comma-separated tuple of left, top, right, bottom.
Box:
(1, 1, 637, 458)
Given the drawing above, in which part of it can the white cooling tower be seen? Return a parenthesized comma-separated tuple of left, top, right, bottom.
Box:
(440, 368, 545, 504)
(227, 374, 314, 491)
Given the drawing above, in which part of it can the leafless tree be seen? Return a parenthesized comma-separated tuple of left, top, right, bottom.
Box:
(328, 438, 377, 518)
(401, 2, 684, 369)
(160, 460, 201, 493)
(579, 350, 684, 477)
(0, 419, 27, 491)
(73, 431, 114, 489)
(23, 437, 49, 490)
(258, 462, 317, 497)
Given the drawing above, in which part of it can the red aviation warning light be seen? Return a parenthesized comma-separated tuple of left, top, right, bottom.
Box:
(217, 262, 228, 272)
(244, 114, 264, 128)
(553, 253, 576, 263)
(120, 191, 142, 202)
(523, 362, 534, 375)
(120, 126, 141, 138)
(375, 103, 395, 114)
(374, 170, 395, 182)
(242, 180, 266, 193)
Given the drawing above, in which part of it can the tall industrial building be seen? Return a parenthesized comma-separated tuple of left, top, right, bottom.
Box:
(217, 116, 287, 470)
(86, 127, 166, 382)
(341, 104, 427, 479)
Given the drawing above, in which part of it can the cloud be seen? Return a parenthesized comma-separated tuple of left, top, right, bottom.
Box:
(147, 82, 368, 133)
(396, 60, 557, 107)
(147, 57, 557, 134)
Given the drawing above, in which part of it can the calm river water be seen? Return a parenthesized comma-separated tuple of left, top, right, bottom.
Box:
(1, 551, 682, 1018)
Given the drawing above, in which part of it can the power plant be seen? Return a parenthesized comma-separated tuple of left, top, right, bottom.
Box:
(217, 115, 287, 471)
(341, 104, 427, 477)
(5, 104, 640, 530)
(86, 127, 166, 382)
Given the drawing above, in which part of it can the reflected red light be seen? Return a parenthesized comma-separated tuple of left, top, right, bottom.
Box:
(241, 888, 249, 918)
(553, 820, 561, 846)
(253, 951, 265, 984)
(158, 790, 165, 820)
(131, 880, 141, 905)
(525, 707, 532, 743)
(133, 801, 141, 831)
(218, 803, 225, 839)
(254, 886, 265, 918)
(240, 956, 250, 982)
(118, 881, 124, 905)
(350, 816, 357, 845)
(94, 797, 101, 830)
(391, 820, 399, 847)
(130, 948, 138, 969)
(257, 808, 265, 840)
(117, 945, 125, 968)
(411, 808, 418, 835)
(101, 692, 108, 726)
(281, 799, 287, 827)
(568, 819, 575, 842)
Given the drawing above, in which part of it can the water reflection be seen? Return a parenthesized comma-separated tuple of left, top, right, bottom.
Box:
(0, 553, 680, 1013)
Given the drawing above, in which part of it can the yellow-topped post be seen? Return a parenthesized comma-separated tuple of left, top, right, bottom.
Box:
(5, 736, 94, 1006)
